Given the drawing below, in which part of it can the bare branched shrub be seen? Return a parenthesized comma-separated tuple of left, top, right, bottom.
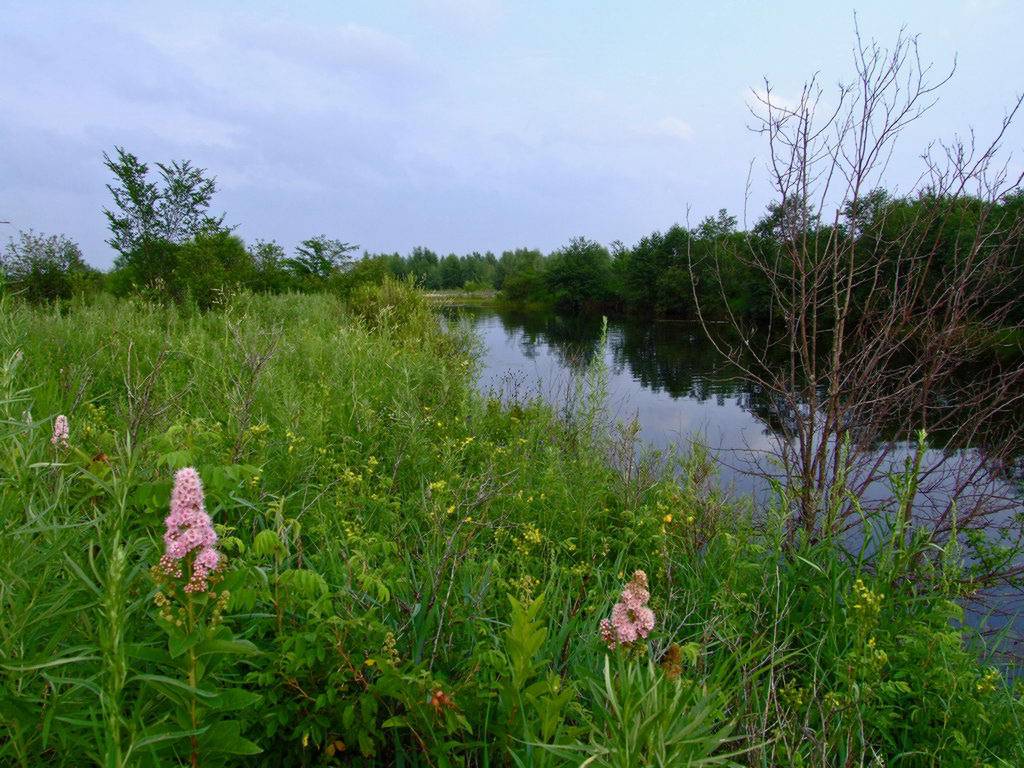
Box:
(223, 316, 282, 462)
(695, 26, 1024, 573)
(121, 340, 179, 446)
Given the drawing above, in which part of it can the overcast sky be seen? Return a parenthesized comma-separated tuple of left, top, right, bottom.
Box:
(2, 0, 1022, 268)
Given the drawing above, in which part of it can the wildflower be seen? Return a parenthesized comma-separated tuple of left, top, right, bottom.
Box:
(51, 414, 69, 448)
(852, 578, 884, 618)
(159, 468, 222, 593)
(430, 689, 456, 717)
(824, 691, 844, 710)
(513, 573, 539, 600)
(599, 570, 656, 649)
(977, 666, 1001, 695)
(383, 631, 400, 666)
(780, 682, 806, 709)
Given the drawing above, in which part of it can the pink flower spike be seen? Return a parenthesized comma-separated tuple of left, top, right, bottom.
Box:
(600, 570, 656, 650)
(161, 468, 221, 593)
(620, 570, 650, 610)
(51, 415, 69, 448)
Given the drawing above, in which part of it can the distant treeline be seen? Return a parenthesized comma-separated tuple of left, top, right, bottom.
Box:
(2, 147, 1022, 323)
(354, 194, 1024, 324)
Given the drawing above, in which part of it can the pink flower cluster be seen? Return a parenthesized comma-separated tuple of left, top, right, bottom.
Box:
(599, 570, 656, 649)
(51, 415, 69, 448)
(159, 467, 221, 593)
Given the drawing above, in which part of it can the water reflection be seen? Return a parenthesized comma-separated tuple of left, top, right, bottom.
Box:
(445, 306, 779, 495)
(445, 305, 1023, 504)
(444, 304, 1024, 638)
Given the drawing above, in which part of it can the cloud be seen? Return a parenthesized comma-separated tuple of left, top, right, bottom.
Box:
(640, 117, 695, 142)
(126, 13, 427, 116)
(416, 0, 505, 30)
(964, 0, 1006, 12)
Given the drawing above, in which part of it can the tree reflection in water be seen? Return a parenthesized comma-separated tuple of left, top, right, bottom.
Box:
(443, 304, 1024, 636)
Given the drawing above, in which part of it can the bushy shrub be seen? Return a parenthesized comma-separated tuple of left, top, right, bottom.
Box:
(544, 236, 612, 310)
(247, 240, 298, 294)
(175, 231, 253, 308)
(326, 255, 393, 300)
(347, 275, 435, 334)
(1, 230, 99, 302)
(113, 232, 254, 308)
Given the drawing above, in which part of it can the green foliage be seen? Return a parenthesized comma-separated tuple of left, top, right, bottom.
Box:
(175, 231, 254, 309)
(89, 145, 1023, 330)
(112, 231, 253, 309)
(557, 656, 737, 767)
(247, 240, 298, 294)
(1, 291, 1021, 766)
(616, 224, 693, 313)
(491, 596, 577, 764)
(544, 236, 612, 310)
(1, 230, 100, 303)
(347, 275, 443, 341)
(326, 254, 394, 300)
(285, 235, 359, 282)
(103, 146, 225, 256)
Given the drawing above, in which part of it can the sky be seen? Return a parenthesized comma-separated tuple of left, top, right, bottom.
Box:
(1, 0, 1022, 268)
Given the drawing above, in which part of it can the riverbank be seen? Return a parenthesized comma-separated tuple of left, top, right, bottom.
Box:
(422, 288, 499, 306)
(2, 287, 1022, 766)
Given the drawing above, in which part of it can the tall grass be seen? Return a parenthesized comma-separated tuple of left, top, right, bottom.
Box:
(1, 286, 1021, 766)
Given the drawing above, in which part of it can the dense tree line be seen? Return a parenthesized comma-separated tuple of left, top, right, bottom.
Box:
(352, 194, 1024, 326)
(1, 147, 1021, 324)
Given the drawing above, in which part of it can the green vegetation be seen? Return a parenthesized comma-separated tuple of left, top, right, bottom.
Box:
(2, 285, 1022, 766)
(1, 231, 102, 304)
(3, 146, 1021, 332)
(8, 179, 1022, 328)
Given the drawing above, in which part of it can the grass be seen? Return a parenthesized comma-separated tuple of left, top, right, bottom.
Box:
(1, 284, 1022, 766)
(422, 289, 499, 308)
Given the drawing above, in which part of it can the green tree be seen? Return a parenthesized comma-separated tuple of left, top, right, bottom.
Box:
(618, 225, 691, 312)
(286, 235, 359, 281)
(496, 248, 543, 291)
(103, 147, 225, 255)
(404, 247, 440, 287)
(115, 238, 181, 298)
(438, 254, 464, 289)
(1, 230, 97, 302)
(696, 208, 738, 239)
(328, 254, 395, 299)
(544, 237, 611, 309)
(248, 239, 294, 293)
(174, 230, 253, 308)
(103, 147, 228, 295)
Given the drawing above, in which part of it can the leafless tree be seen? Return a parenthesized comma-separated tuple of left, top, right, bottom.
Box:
(693, 26, 1024, 577)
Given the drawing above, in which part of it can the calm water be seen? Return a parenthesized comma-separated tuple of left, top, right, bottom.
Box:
(445, 304, 1024, 638)
(448, 306, 767, 495)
